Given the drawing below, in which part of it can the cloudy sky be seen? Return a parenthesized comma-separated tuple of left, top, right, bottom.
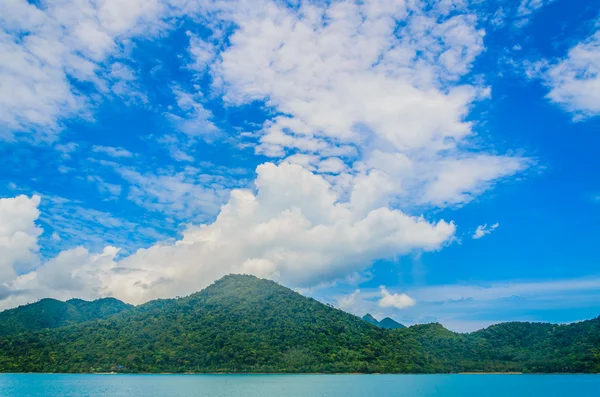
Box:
(1, 0, 599, 332)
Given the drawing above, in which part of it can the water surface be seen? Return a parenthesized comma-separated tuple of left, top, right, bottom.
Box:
(1, 374, 598, 397)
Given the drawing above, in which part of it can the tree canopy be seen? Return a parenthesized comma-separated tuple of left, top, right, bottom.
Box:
(0, 275, 598, 374)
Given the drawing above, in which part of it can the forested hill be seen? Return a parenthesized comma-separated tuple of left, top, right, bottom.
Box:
(0, 297, 132, 336)
(0, 274, 598, 374)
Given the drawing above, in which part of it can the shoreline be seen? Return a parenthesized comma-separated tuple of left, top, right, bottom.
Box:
(4, 372, 598, 376)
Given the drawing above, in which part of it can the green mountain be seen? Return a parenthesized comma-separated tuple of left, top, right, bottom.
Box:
(378, 317, 405, 329)
(0, 275, 598, 374)
(362, 314, 405, 329)
(0, 297, 132, 336)
(362, 313, 379, 326)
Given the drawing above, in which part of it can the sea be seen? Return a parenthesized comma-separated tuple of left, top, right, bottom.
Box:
(0, 374, 598, 397)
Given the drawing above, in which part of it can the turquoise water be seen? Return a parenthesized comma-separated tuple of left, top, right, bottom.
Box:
(0, 374, 599, 396)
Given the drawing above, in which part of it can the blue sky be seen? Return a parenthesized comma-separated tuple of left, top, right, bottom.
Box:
(1, 0, 599, 332)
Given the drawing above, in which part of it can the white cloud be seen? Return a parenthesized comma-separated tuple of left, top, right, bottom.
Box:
(108, 163, 453, 303)
(410, 277, 600, 303)
(0, 195, 42, 283)
(38, 195, 161, 254)
(0, 0, 170, 141)
(489, 8, 506, 28)
(187, 31, 217, 71)
(210, 0, 530, 208)
(3, 246, 121, 308)
(167, 88, 220, 139)
(216, 2, 482, 152)
(35, 246, 117, 294)
(515, 0, 555, 26)
(541, 28, 600, 118)
(154, 134, 196, 163)
(92, 145, 134, 158)
(420, 156, 528, 206)
(1, 163, 455, 306)
(337, 289, 361, 312)
(116, 165, 233, 221)
(378, 286, 416, 310)
(86, 175, 123, 198)
(55, 142, 79, 159)
(107, 62, 147, 102)
(317, 158, 348, 174)
(332, 276, 600, 332)
(517, 0, 554, 18)
(473, 222, 499, 239)
(0, 0, 535, 311)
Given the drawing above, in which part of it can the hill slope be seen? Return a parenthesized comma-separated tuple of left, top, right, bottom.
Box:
(0, 275, 598, 374)
(0, 297, 132, 336)
(0, 275, 428, 373)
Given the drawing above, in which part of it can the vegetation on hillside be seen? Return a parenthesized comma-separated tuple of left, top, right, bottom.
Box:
(0, 297, 132, 336)
(0, 275, 598, 374)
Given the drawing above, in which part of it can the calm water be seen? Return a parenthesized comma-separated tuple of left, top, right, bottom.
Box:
(0, 374, 599, 397)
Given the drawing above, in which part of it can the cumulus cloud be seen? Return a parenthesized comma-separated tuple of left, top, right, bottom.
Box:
(216, 1, 483, 153)
(473, 222, 499, 239)
(110, 162, 454, 303)
(2, 246, 121, 309)
(2, 164, 454, 306)
(540, 27, 600, 118)
(378, 286, 416, 310)
(0, 195, 42, 284)
(2, 0, 530, 208)
(0, 0, 534, 310)
(209, 0, 530, 208)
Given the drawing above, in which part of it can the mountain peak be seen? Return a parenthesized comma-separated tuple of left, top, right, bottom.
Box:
(379, 317, 405, 329)
(362, 314, 405, 329)
(215, 273, 262, 284)
(362, 313, 379, 325)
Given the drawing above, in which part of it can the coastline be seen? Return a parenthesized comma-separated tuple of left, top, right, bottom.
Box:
(5, 371, 600, 376)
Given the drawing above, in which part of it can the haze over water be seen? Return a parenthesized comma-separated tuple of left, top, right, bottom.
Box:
(1, 374, 599, 397)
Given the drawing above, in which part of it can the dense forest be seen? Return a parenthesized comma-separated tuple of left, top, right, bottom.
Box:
(0, 297, 132, 336)
(0, 275, 598, 374)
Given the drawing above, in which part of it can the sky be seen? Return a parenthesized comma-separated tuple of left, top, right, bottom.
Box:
(1, 0, 599, 332)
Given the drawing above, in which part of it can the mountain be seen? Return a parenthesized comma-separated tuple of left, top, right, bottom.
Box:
(362, 313, 379, 326)
(0, 275, 419, 373)
(0, 275, 598, 374)
(0, 297, 132, 336)
(378, 317, 405, 329)
(362, 314, 405, 329)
